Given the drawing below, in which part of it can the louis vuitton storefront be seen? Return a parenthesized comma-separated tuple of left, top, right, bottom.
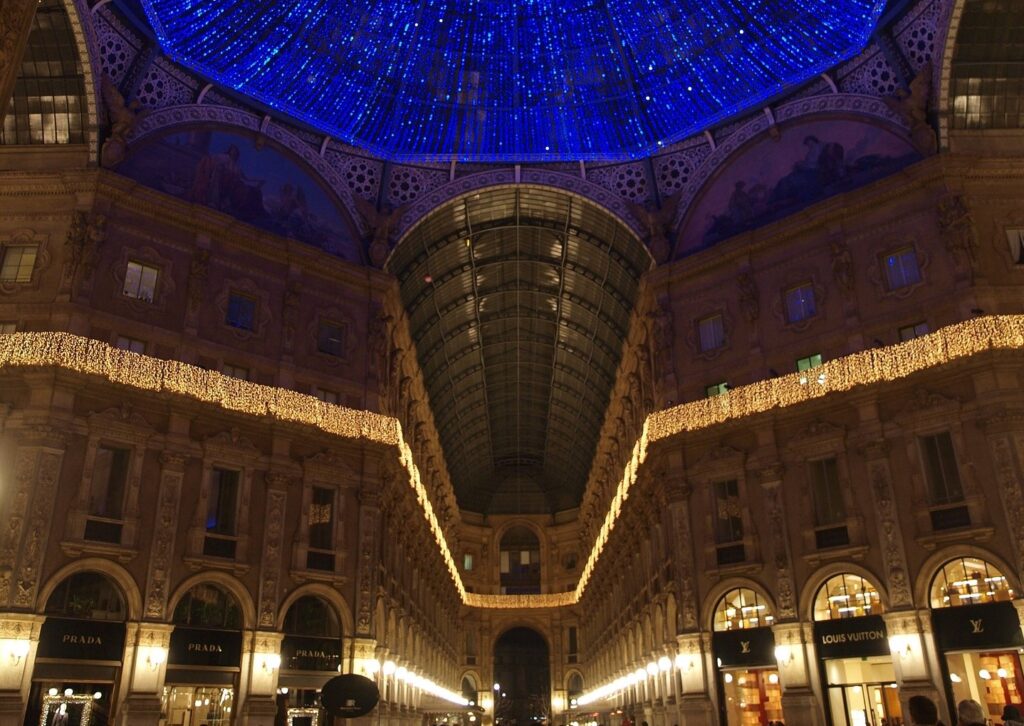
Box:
(929, 557, 1023, 724)
(711, 589, 785, 726)
(25, 572, 127, 726)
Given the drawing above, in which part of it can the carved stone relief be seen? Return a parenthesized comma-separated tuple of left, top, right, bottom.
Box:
(143, 453, 185, 619)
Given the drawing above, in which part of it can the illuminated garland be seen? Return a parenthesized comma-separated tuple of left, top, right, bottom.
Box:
(3, 316, 1023, 609)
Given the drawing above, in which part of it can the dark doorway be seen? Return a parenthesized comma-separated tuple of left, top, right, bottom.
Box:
(493, 627, 550, 726)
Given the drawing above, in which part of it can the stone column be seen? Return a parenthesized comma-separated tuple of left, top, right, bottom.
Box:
(0, 425, 67, 610)
(982, 430, 1024, 576)
(0, 614, 43, 726)
(117, 623, 173, 726)
(675, 633, 714, 726)
(0, 0, 36, 126)
(772, 622, 824, 726)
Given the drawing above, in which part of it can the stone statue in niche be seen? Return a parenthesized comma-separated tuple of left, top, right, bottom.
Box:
(100, 75, 145, 168)
(938, 193, 978, 274)
(354, 196, 409, 268)
(884, 65, 936, 157)
(627, 190, 683, 264)
(830, 238, 854, 293)
(61, 211, 106, 295)
(737, 272, 760, 322)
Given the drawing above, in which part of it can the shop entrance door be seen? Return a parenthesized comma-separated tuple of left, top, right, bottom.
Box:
(827, 683, 903, 726)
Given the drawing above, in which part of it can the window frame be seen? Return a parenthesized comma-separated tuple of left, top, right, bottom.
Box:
(784, 282, 817, 323)
(881, 246, 922, 291)
(0, 245, 39, 284)
(696, 313, 725, 353)
(122, 260, 160, 303)
(316, 318, 347, 358)
(226, 291, 258, 331)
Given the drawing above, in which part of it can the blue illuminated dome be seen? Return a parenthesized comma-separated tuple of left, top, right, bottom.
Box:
(141, 0, 885, 162)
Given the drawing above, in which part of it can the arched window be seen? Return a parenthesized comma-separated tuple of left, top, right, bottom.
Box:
(172, 583, 242, 629)
(283, 596, 341, 638)
(45, 571, 125, 621)
(567, 672, 583, 698)
(713, 588, 774, 631)
(499, 526, 540, 595)
(1, 0, 87, 145)
(949, 0, 1024, 131)
(930, 557, 1015, 608)
(461, 675, 477, 703)
(813, 574, 883, 621)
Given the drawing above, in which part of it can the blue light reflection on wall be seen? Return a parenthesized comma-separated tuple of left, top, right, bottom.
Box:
(141, 0, 884, 162)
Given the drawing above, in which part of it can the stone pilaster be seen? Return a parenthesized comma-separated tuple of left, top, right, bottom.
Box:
(0, 613, 43, 726)
(773, 622, 824, 726)
(117, 623, 174, 726)
(142, 453, 186, 620)
(863, 441, 914, 608)
(0, 0, 36, 128)
(354, 482, 383, 637)
(664, 477, 699, 631)
(984, 432, 1024, 574)
(0, 427, 66, 609)
(256, 476, 288, 629)
(759, 465, 797, 620)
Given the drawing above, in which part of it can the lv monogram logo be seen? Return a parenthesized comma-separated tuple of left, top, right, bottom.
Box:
(740, 640, 751, 654)
(970, 619, 984, 634)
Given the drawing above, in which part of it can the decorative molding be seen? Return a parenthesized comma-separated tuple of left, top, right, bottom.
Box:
(865, 455, 913, 608)
(142, 453, 185, 619)
(256, 486, 287, 629)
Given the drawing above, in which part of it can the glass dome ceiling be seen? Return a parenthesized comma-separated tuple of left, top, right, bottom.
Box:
(141, 0, 885, 162)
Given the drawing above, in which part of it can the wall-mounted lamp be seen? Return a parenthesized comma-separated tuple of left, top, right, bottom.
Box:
(888, 635, 914, 660)
(657, 656, 672, 672)
(383, 660, 397, 676)
(3, 639, 30, 666)
(260, 653, 282, 672)
(645, 661, 658, 676)
(774, 645, 794, 665)
(144, 647, 167, 671)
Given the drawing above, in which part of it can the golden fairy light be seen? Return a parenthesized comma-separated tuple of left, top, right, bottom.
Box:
(3, 315, 1023, 609)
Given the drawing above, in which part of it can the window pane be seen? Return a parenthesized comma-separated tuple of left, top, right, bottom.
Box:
(90, 446, 129, 519)
(809, 458, 845, 526)
(785, 284, 816, 322)
(698, 314, 724, 351)
(920, 433, 964, 505)
(227, 294, 256, 330)
(207, 469, 239, 535)
(713, 479, 743, 543)
(318, 321, 345, 357)
(884, 248, 921, 290)
(309, 486, 334, 551)
(0, 246, 38, 282)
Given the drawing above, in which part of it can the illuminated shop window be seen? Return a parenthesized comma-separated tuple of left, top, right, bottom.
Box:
(713, 588, 774, 631)
(0, 0, 87, 145)
(930, 557, 1015, 608)
(813, 574, 882, 621)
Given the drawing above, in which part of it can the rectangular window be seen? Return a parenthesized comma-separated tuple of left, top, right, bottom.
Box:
(1006, 229, 1024, 264)
(706, 382, 729, 398)
(122, 261, 159, 302)
(308, 486, 334, 552)
(898, 322, 930, 342)
(784, 283, 817, 323)
(463, 553, 474, 571)
(206, 468, 240, 536)
(797, 353, 824, 372)
(713, 479, 744, 544)
(883, 248, 922, 290)
(222, 363, 249, 380)
(808, 457, 845, 526)
(316, 388, 340, 404)
(500, 550, 510, 574)
(920, 432, 964, 505)
(0, 322, 16, 335)
(115, 335, 146, 354)
(317, 320, 346, 357)
(568, 626, 578, 663)
(0, 246, 38, 283)
(226, 293, 256, 330)
(697, 314, 725, 352)
(89, 446, 130, 519)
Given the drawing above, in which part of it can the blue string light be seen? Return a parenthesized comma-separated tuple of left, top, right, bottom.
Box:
(141, 0, 884, 162)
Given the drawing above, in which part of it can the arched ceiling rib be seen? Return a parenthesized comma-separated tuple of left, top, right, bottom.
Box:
(389, 186, 650, 514)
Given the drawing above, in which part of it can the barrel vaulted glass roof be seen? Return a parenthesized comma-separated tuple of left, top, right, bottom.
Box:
(141, 0, 885, 161)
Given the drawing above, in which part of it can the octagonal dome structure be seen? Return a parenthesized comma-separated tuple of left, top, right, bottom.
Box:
(141, 0, 885, 162)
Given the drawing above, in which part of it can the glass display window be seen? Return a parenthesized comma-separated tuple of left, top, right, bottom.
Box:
(32, 684, 112, 726)
(720, 668, 784, 725)
(714, 589, 775, 632)
(823, 657, 902, 726)
(930, 557, 1015, 608)
(814, 575, 883, 621)
(945, 650, 1024, 722)
(160, 686, 234, 726)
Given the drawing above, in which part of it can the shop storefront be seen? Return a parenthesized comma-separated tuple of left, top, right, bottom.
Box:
(277, 596, 343, 724)
(712, 588, 784, 726)
(930, 557, 1022, 724)
(812, 574, 902, 726)
(161, 584, 243, 726)
(24, 572, 127, 726)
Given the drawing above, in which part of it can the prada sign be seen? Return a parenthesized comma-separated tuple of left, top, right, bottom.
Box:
(712, 627, 776, 668)
(932, 602, 1024, 652)
(813, 616, 889, 660)
(282, 635, 342, 672)
(38, 618, 126, 662)
(169, 627, 242, 668)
